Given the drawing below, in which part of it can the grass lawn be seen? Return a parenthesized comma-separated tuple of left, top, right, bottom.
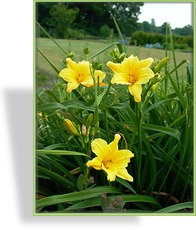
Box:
(35, 37, 193, 89)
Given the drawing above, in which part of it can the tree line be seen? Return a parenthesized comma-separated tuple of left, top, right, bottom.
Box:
(36, 2, 193, 50)
(36, 2, 143, 38)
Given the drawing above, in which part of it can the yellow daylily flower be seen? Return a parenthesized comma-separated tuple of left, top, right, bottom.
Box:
(59, 58, 93, 93)
(86, 70, 107, 87)
(86, 134, 134, 182)
(107, 55, 154, 102)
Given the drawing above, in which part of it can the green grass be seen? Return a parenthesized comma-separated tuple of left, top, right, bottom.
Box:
(36, 37, 192, 76)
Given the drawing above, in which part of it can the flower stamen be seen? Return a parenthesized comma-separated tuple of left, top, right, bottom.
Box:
(128, 74, 136, 84)
(77, 73, 84, 82)
(103, 159, 113, 169)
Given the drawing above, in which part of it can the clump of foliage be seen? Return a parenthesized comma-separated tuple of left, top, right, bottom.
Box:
(35, 22, 193, 214)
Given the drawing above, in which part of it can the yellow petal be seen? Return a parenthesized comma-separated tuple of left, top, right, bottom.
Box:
(66, 82, 79, 93)
(59, 68, 77, 82)
(114, 149, 134, 160)
(113, 159, 130, 168)
(91, 138, 110, 159)
(111, 73, 130, 85)
(77, 61, 91, 76)
(66, 58, 77, 71)
(102, 165, 117, 182)
(116, 168, 134, 182)
(128, 84, 142, 102)
(139, 58, 154, 68)
(86, 157, 102, 170)
(80, 77, 94, 86)
(122, 56, 139, 75)
(94, 70, 106, 85)
(107, 61, 122, 73)
(109, 134, 121, 153)
(137, 68, 154, 84)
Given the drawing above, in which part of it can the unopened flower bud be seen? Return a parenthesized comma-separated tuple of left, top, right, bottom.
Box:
(119, 53, 126, 62)
(154, 57, 169, 73)
(63, 119, 80, 136)
(86, 113, 93, 128)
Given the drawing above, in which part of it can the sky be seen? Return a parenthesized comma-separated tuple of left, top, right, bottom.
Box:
(138, 2, 193, 28)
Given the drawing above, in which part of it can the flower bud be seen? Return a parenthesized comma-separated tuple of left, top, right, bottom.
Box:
(86, 113, 93, 128)
(154, 57, 169, 73)
(63, 119, 80, 136)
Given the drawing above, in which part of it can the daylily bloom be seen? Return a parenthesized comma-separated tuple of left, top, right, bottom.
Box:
(86, 70, 107, 87)
(86, 134, 134, 182)
(59, 58, 93, 93)
(107, 55, 154, 102)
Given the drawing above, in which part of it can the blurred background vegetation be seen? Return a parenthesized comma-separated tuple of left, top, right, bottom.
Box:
(36, 2, 193, 51)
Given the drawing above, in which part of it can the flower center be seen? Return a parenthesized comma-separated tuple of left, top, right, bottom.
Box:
(103, 159, 113, 169)
(77, 73, 84, 82)
(128, 74, 135, 84)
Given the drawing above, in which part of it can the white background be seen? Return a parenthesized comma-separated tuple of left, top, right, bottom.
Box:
(0, 0, 195, 228)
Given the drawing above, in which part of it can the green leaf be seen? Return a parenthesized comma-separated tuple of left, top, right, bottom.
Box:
(37, 149, 90, 158)
(120, 194, 161, 207)
(155, 202, 193, 213)
(142, 123, 181, 141)
(44, 143, 68, 150)
(36, 21, 68, 55)
(37, 101, 95, 112)
(36, 47, 60, 74)
(37, 166, 76, 189)
(144, 99, 172, 113)
(55, 194, 161, 213)
(166, 69, 187, 109)
(36, 186, 121, 211)
(55, 198, 101, 212)
(116, 177, 137, 195)
(89, 41, 120, 59)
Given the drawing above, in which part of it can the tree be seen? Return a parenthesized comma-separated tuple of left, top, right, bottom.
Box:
(36, 2, 143, 38)
(67, 3, 111, 36)
(48, 3, 79, 38)
(106, 2, 144, 36)
(36, 2, 57, 30)
(67, 2, 143, 36)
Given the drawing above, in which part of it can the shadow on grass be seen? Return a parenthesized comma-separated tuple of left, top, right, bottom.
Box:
(4, 88, 139, 224)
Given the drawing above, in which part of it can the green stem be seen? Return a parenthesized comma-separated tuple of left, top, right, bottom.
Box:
(102, 82, 112, 141)
(135, 102, 143, 193)
(91, 68, 100, 137)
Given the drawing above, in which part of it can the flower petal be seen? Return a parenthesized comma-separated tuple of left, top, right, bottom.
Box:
(66, 58, 77, 71)
(107, 61, 123, 73)
(66, 82, 79, 93)
(113, 149, 134, 160)
(137, 68, 154, 84)
(139, 58, 154, 68)
(109, 134, 121, 153)
(86, 157, 102, 170)
(91, 138, 110, 159)
(102, 165, 117, 182)
(94, 70, 106, 84)
(111, 73, 130, 85)
(116, 168, 134, 182)
(128, 84, 142, 102)
(77, 61, 91, 76)
(122, 56, 139, 76)
(113, 150, 134, 168)
(59, 68, 77, 82)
